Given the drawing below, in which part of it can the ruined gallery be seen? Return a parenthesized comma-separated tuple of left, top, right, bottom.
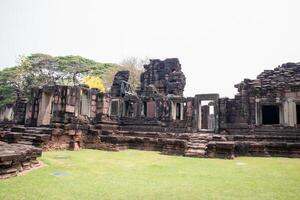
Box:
(1, 58, 300, 178)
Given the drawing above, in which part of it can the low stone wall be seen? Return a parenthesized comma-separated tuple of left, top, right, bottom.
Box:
(45, 128, 86, 151)
(85, 131, 188, 155)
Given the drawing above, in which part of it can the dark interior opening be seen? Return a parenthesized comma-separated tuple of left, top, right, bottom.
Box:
(110, 101, 119, 116)
(201, 105, 209, 129)
(50, 101, 54, 114)
(176, 103, 181, 120)
(143, 101, 147, 116)
(124, 101, 130, 117)
(297, 105, 300, 124)
(262, 105, 280, 125)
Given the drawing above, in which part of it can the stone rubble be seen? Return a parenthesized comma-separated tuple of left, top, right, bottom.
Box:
(0, 141, 42, 179)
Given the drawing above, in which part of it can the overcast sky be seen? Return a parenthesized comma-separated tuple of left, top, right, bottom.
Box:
(0, 0, 300, 97)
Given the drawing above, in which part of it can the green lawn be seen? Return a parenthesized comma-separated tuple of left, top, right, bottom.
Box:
(0, 150, 300, 200)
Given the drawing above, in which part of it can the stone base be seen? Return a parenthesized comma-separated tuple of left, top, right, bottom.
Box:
(0, 141, 42, 179)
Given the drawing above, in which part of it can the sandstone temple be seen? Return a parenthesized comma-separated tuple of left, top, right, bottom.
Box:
(1, 58, 300, 178)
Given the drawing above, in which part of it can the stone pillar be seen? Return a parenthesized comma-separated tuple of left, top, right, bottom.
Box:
(37, 92, 53, 126)
(180, 103, 184, 120)
(283, 99, 297, 127)
(171, 102, 176, 120)
(255, 98, 261, 125)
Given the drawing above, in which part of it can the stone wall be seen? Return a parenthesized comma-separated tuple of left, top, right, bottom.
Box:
(220, 62, 300, 133)
(0, 104, 14, 122)
(110, 70, 130, 97)
(139, 58, 186, 96)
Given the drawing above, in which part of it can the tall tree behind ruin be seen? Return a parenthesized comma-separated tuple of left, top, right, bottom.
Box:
(0, 54, 116, 107)
(102, 57, 148, 93)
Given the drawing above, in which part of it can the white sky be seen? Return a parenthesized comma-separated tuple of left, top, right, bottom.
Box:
(1, 0, 300, 98)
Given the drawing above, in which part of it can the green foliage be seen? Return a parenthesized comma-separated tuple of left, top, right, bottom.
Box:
(0, 54, 144, 108)
(0, 86, 16, 108)
(0, 65, 23, 108)
(0, 150, 300, 200)
(0, 54, 117, 108)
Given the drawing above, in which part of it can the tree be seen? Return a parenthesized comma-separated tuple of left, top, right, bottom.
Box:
(82, 76, 106, 92)
(0, 54, 148, 108)
(119, 57, 148, 92)
(0, 54, 115, 108)
(102, 57, 148, 93)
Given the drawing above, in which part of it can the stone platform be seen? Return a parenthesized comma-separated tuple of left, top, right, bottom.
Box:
(1, 124, 300, 160)
(0, 141, 42, 179)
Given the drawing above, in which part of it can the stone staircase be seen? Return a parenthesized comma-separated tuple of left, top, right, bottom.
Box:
(0, 126, 52, 148)
(184, 134, 236, 159)
(184, 134, 211, 157)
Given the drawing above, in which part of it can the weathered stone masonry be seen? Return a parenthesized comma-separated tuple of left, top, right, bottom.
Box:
(1, 59, 300, 178)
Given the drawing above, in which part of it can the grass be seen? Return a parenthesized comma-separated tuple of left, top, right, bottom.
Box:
(0, 150, 300, 200)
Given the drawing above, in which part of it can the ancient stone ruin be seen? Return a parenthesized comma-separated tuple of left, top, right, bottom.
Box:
(1, 58, 300, 178)
(0, 141, 41, 179)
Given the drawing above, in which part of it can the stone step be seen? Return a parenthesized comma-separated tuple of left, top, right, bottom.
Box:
(225, 135, 300, 143)
(17, 140, 33, 145)
(22, 133, 51, 141)
(24, 130, 43, 134)
(120, 126, 166, 132)
(231, 129, 300, 136)
(88, 129, 101, 135)
(21, 135, 36, 140)
(10, 126, 26, 133)
(0, 132, 23, 143)
(10, 126, 53, 135)
(95, 124, 119, 130)
(188, 139, 208, 143)
(189, 136, 212, 140)
(187, 144, 207, 149)
(184, 149, 206, 157)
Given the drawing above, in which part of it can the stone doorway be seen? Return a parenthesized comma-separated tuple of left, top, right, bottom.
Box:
(296, 105, 300, 124)
(261, 105, 280, 125)
(200, 101, 215, 130)
(194, 94, 219, 133)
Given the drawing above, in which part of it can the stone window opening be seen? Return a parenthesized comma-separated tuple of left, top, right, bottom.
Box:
(142, 101, 147, 117)
(124, 101, 135, 117)
(261, 105, 280, 125)
(171, 102, 184, 120)
(110, 99, 119, 116)
(176, 103, 181, 120)
(125, 101, 129, 117)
